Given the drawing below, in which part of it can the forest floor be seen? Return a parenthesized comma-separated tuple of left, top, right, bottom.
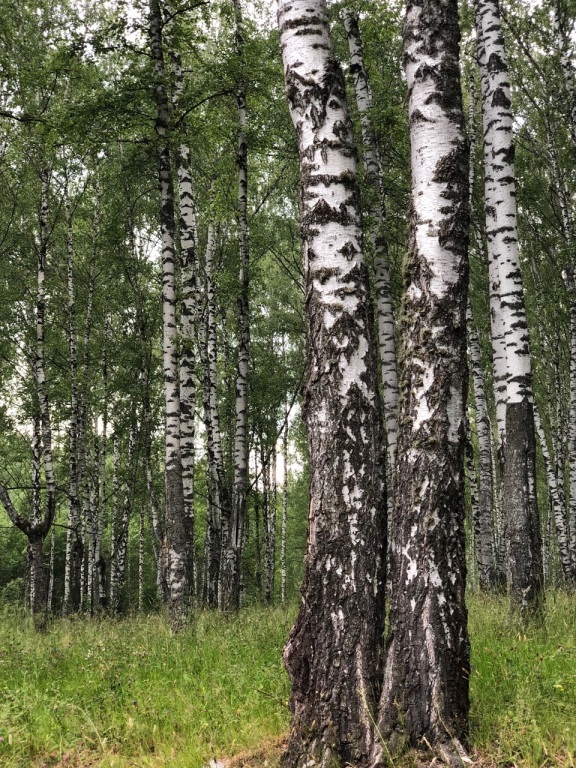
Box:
(0, 595, 575, 768)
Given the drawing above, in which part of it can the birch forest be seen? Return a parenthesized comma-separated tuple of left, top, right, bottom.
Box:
(1, 0, 576, 766)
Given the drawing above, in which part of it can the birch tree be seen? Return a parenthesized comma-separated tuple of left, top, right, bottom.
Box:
(475, 0, 544, 617)
(278, 1, 385, 764)
(148, 0, 191, 625)
(373, 0, 471, 756)
(63, 179, 83, 616)
(220, 0, 251, 611)
(342, 8, 399, 484)
(0, 167, 57, 625)
(468, 312, 497, 588)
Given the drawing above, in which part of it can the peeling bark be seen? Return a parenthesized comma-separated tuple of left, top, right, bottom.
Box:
(468, 311, 496, 589)
(374, 0, 470, 754)
(278, 2, 385, 765)
(343, 8, 399, 487)
(533, 403, 571, 581)
(475, 0, 543, 617)
(221, 0, 251, 611)
(149, 0, 190, 625)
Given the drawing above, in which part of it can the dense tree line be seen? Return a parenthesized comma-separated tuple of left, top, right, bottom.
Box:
(1, 0, 576, 763)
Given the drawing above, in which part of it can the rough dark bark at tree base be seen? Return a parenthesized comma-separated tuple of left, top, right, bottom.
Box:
(277, 1, 386, 766)
(28, 535, 48, 626)
(502, 400, 544, 621)
(372, 0, 470, 759)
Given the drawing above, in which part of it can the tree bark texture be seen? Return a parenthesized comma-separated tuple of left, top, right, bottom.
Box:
(278, 2, 386, 765)
(171, 35, 197, 602)
(343, 8, 399, 483)
(475, 0, 543, 617)
(374, 0, 470, 755)
(0, 168, 57, 625)
(149, 0, 190, 625)
(221, 0, 251, 611)
(553, 0, 576, 149)
(468, 310, 496, 589)
(281, 408, 288, 603)
(533, 403, 571, 581)
(199, 226, 227, 607)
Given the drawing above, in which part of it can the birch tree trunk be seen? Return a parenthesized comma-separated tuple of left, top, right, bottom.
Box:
(475, 0, 544, 618)
(98, 314, 111, 610)
(374, 0, 470, 755)
(63, 182, 82, 616)
(198, 225, 228, 607)
(278, 2, 386, 764)
(138, 502, 145, 611)
(149, 0, 190, 625)
(170, 35, 197, 603)
(109, 433, 120, 613)
(281, 409, 288, 604)
(253, 446, 263, 599)
(47, 528, 55, 614)
(566, 270, 576, 577)
(553, 0, 576, 148)
(114, 427, 137, 614)
(343, 8, 399, 485)
(0, 167, 57, 628)
(468, 312, 496, 589)
(220, 0, 251, 612)
(466, 68, 497, 591)
(533, 403, 571, 580)
(263, 444, 276, 605)
(548, 134, 576, 580)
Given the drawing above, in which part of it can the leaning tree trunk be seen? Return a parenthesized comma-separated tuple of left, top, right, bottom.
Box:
(373, 0, 470, 757)
(343, 8, 399, 485)
(475, 0, 543, 618)
(149, 0, 190, 626)
(221, 0, 251, 612)
(278, 2, 386, 765)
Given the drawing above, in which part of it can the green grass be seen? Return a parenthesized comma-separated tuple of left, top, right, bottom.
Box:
(0, 606, 293, 767)
(0, 594, 575, 767)
(469, 592, 576, 766)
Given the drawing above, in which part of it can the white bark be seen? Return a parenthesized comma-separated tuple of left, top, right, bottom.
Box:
(149, 0, 189, 624)
(533, 402, 571, 580)
(476, 0, 532, 406)
(221, 0, 251, 612)
(475, 0, 543, 615)
(343, 8, 399, 479)
(281, 404, 288, 604)
(199, 225, 226, 607)
(553, 1, 576, 146)
(278, 1, 385, 763)
(109, 432, 120, 612)
(171, 34, 197, 600)
(138, 502, 145, 611)
(468, 311, 496, 588)
(375, 0, 470, 751)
